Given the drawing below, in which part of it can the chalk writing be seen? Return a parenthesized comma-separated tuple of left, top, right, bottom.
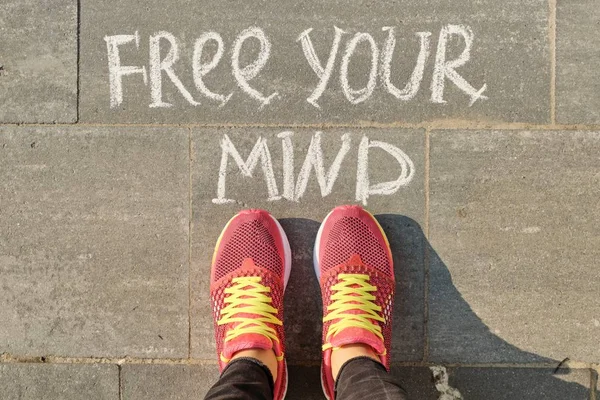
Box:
(212, 132, 415, 206)
(297, 26, 345, 109)
(105, 24, 487, 109)
(149, 31, 201, 107)
(431, 25, 488, 106)
(193, 32, 232, 106)
(214, 134, 280, 204)
(294, 132, 351, 200)
(381, 28, 431, 101)
(355, 136, 415, 205)
(340, 32, 379, 104)
(231, 27, 279, 107)
(105, 32, 148, 108)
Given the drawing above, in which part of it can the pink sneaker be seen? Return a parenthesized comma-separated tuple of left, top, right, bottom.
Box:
(210, 209, 291, 400)
(314, 205, 395, 399)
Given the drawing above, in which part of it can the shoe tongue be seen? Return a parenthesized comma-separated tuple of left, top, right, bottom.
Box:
(222, 332, 274, 360)
(328, 326, 385, 355)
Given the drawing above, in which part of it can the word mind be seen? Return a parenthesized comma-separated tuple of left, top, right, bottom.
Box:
(213, 132, 415, 206)
(105, 25, 488, 109)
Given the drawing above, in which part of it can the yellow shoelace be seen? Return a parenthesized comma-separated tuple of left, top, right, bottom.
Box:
(217, 276, 283, 362)
(323, 273, 385, 352)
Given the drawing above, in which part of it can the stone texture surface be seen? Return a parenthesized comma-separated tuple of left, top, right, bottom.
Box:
(0, 0, 77, 123)
(447, 367, 591, 400)
(556, 0, 600, 124)
(0, 126, 189, 358)
(121, 364, 219, 399)
(429, 130, 600, 363)
(80, 0, 549, 124)
(392, 367, 438, 400)
(0, 363, 118, 399)
(190, 128, 426, 362)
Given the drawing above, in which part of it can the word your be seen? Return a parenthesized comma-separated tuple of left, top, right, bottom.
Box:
(105, 25, 487, 109)
(213, 132, 415, 206)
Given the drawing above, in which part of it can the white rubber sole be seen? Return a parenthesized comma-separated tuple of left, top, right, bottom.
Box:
(269, 214, 291, 400)
(313, 209, 335, 280)
(270, 214, 292, 289)
(313, 209, 337, 400)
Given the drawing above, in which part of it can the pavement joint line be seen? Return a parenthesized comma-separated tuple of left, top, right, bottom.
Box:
(590, 367, 598, 400)
(0, 354, 594, 369)
(187, 126, 193, 359)
(423, 128, 431, 363)
(76, 0, 81, 123)
(435, 361, 595, 370)
(118, 364, 123, 400)
(549, 0, 557, 125)
(0, 354, 218, 365)
(1, 122, 600, 131)
(424, 128, 430, 239)
(589, 367, 598, 400)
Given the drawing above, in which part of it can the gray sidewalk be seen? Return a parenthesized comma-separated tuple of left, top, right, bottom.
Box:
(1, 0, 599, 399)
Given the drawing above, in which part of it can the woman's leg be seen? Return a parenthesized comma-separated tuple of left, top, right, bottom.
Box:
(334, 356, 408, 400)
(204, 357, 274, 400)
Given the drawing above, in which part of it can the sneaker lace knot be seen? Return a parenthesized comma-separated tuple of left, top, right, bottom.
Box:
(323, 273, 385, 351)
(218, 276, 283, 349)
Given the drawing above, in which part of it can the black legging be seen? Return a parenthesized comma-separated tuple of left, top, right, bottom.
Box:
(204, 356, 408, 400)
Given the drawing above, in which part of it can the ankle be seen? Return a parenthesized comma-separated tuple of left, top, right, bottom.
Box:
(231, 348, 278, 382)
(330, 343, 379, 381)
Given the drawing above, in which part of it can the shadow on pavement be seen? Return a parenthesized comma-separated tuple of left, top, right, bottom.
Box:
(279, 215, 591, 399)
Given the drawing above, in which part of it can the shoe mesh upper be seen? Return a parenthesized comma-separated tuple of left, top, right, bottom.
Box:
(214, 219, 282, 281)
(322, 216, 391, 275)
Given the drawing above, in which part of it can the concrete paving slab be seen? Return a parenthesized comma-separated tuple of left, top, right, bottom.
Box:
(190, 128, 425, 362)
(556, 0, 600, 124)
(429, 130, 600, 363)
(121, 364, 219, 399)
(392, 367, 438, 400)
(286, 366, 323, 399)
(80, 0, 549, 124)
(0, 0, 77, 123)
(447, 367, 591, 400)
(0, 126, 189, 358)
(0, 363, 118, 399)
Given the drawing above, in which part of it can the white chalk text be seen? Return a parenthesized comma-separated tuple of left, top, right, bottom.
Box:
(213, 132, 415, 206)
(105, 24, 487, 109)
